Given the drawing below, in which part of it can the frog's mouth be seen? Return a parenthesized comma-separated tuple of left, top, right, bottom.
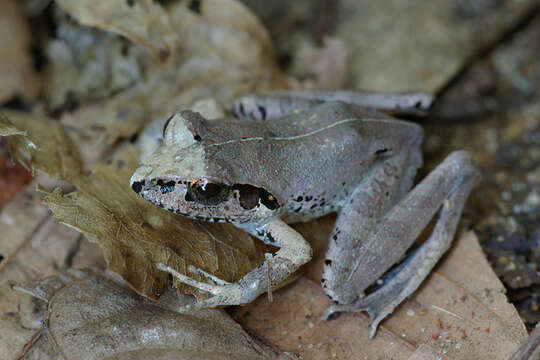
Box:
(130, 177, 280, 223)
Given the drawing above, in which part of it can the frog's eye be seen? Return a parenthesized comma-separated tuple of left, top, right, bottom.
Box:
(185, 181, 229, 205)
(232, 184, 280, 210)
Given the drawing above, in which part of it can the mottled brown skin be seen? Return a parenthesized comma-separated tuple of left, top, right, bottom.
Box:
(131, 91, 480, 338)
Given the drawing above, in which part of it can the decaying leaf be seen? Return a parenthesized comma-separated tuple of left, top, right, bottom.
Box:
(42, 144, 266, 299)
(44, 7, 144, 111)
(233, 232, 527, 359)
(0, 152, 33, 207)
(335, 0, 537, 92)
(0, 177, 104, 359)
(0, 113, 26, 136)
(0, 111, 82, 180)
(61, 0, 288, 145)
(0, 0, 40, 102)
(55, 0, 174, 60)
(297, 36, 349, 89)
(13, 270, 276, 359)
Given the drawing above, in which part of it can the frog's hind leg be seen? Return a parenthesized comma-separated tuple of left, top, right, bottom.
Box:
(322, 151, 479, 338)
(321, 147, 422, 304)
(233, 90, 434, 120)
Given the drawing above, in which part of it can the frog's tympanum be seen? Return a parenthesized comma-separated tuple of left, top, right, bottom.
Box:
(131, 91, 479, 337)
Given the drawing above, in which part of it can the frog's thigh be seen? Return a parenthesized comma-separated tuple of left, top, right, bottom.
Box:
(323, 151, 479, 337)
(322, 148, 422, 304)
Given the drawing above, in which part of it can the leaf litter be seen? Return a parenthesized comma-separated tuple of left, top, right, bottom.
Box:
(0, 0, 536, 358)
(12, 269, 276, 360)
(0, 0, 40, 103)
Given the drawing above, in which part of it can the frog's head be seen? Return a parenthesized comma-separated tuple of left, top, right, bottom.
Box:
(130, 112, 281, 223)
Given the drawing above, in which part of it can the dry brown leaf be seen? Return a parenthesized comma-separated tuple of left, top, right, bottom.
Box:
(44, 8, 144, 110)
(0, 0, 40, 102)
(55, 0, 174, 60)
(0, 183, 95, 359)
(297, 36, 349, 89)
(408, 345, 449, 360)
(0, 113, 26, 136)
(0, 152, 33, 207)
(0, 111, 82, 180)
(336, 0, 537, 92)
(63, 0, 288, 145)
(233, 232, 527, 359)
(14, 270, 276, 359)
(42, 144, 266, 299)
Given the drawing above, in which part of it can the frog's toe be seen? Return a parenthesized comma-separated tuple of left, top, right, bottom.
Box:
(321, 295, 390, 339)
(157, 262, 244, 308)
(187, 264, 231, 286)
(321, 303, 347, 321)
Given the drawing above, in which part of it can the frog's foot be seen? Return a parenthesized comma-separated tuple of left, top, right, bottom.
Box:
(321, 151, 480, 338)
(157, 263, 243, 310)
(321, 265, 422, 339)
(158, 219, 312, 310)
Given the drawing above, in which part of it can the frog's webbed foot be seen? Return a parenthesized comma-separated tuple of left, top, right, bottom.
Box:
(321, 249, 432, 339)
(157, 263, 244, 310)
(321, 302, 384, 339)
(321, 151, 480, 338)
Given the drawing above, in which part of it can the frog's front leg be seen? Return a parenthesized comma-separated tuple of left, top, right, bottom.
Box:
(159, 217, 312, 310)
(322, 151, 479, 338)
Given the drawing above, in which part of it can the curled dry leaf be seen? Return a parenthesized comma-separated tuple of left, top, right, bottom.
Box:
(42, 144, 266, 299)
(62, 0, 288, 145)
(44, 8, 144, 111)
(0, 0, 40, 102)
(0, 111, 82, 180)
(233, 232, 527, 359)
(14, 270, 276, 359)
(55, 0, 174, 60)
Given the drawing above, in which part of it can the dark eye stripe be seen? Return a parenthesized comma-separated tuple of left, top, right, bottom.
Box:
(186, 181, 230, 205)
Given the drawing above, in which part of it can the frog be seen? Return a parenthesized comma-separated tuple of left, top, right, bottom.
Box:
(130, 90, 480, 338)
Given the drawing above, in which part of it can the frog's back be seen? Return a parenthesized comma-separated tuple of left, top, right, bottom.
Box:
(193, 102, 423, 221)
(261, 102, 422, 221)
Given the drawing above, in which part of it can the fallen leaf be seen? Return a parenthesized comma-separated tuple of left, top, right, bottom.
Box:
(13, 270, 276, 359)
(0, 0, 40, 102)
(62, 0, 288, 145)
(0, 111, 82, 180)
(42, 144, 266, 299)
(0, 181, 96, 359)
(408, 344, 449, 360)
(56, 0, 174, 60)
(44, 7, 144, 110)
(0, 152, 33, 207)
(234, 277, 417, 360)
(335, 0, 537, 92)
(297, 36, 349, 89)
(233, 232, 527, 359)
